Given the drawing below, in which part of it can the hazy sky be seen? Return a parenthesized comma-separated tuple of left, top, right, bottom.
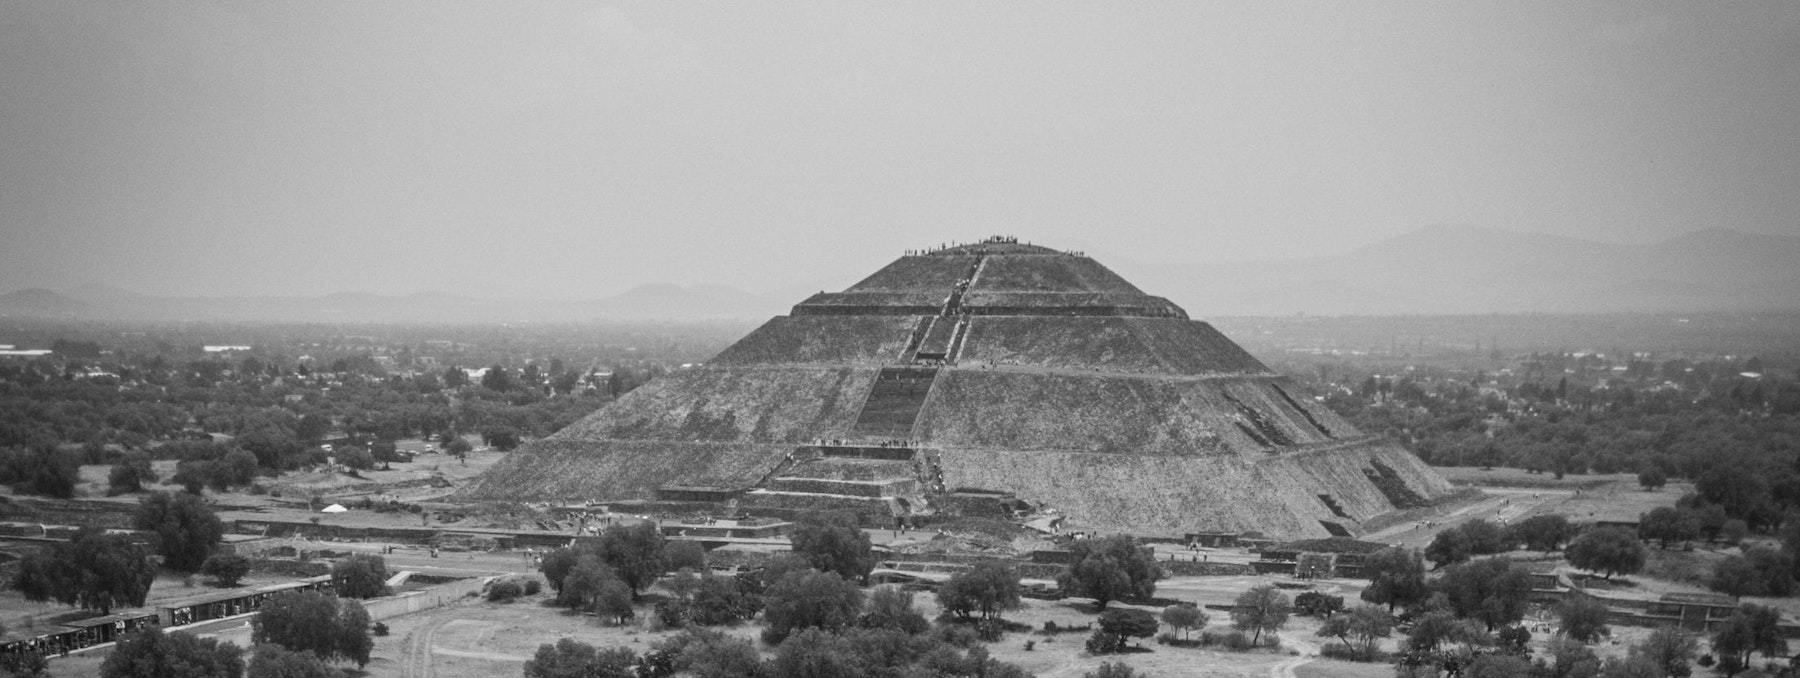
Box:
(2, 2, 1797, 299)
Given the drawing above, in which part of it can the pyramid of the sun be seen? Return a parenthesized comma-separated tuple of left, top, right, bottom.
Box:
(461, 238, 1453, 538)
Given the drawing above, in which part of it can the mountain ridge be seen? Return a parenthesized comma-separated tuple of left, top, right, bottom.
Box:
(3, 227, 1794, 321)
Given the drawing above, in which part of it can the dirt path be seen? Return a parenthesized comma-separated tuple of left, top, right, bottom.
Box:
(1270, 636, 1319, 678)
(402, 613, 454, 678)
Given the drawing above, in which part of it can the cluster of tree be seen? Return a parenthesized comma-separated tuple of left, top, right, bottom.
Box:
(0, 323, 735, 498)
(1308, 351, 1800, 486)
(0, 444, 80, 498)
(100, 627, 243, 678)
(12, 528, 156, 614)
(540, 521, 669, 621)
(1354, 538, 1715, 677)
(12, 491, 247, 622)
(250, 590, 374, 668)
(1424, 520, 1644, 582)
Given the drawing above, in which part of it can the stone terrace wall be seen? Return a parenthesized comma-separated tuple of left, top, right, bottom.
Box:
(455, 439, 788, 502)
(708, 316, 918, 366)
(971, 255, 1143, 294)
(847, 255, 975, 291)
(914, 371, 1340, 456)
(935, 441, 1451, 539)
(563, 366, 875, 444)
(958, 318, 1268, 376)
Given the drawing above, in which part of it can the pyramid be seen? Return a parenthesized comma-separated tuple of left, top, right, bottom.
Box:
(460, 237, 1453, 538)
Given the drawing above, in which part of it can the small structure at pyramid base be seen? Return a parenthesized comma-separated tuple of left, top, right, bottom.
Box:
(459, 237, 1455, 540)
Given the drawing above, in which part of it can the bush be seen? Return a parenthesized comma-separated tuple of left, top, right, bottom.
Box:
(371, 622, 389, 637)
(201, 552, 252, 587)
(1293, 591, 1344, 617)
(524, 578, 542, 596)
(1200, 629, 1260, 651)
(935, 623, 982, 648)
(488, 579, 524, 602)
(1156, 632, 1204, 648)
(1085, 629, 1126, 655)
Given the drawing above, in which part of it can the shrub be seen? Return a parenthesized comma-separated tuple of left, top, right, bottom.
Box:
(935, 623, 981, 648)
(1200, 629, 1259, 651)
(1293, 591, 1344, 617)
(487, 579, 524, 602)
(371, 622, 389, 637)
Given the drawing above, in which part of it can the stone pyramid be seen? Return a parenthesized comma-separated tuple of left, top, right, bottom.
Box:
(460, 237, 1452, 538)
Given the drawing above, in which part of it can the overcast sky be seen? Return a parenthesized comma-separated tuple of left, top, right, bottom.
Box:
(2, 2, 1797, 299)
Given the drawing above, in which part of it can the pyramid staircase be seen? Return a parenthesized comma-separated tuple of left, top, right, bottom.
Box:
(849, 367, 938, 439)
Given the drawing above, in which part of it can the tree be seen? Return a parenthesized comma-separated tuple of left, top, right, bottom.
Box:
(3, 445, 80, 498)
(1709, 555, 1772, 597)
(1054, 534, 1162, 609)
(1507, 514, 1576, 553)
(445, 437, 473, 463)
(860, 585, 930, 634)
(523, 638, 636, 678)
(1318, 605, 1392, 661)
(667, 540, 707, 572)
(219, 449, 259, 487)
(689, 574, 761, 627)
(106, 451, 159, 495)
(1231, 585, 1292, 645)
(1639, 467, 1668, 491)
(171, 460, 216, 494)
(558, 557, 633, 623)
(295, 414, 331, 443)
(1638, 507, 1699, 549)
(247, 644, 335, 678)
(330, 553, 391, 599)
(1425, 528, 1474, 568)
(336, 446, 374, 472)
(1546, 637, 1601, 678)
(252, 590, 373, 667)
(1566, 527, 1646, 580)
(1712, 604, 1787, 673)
(656, 628, 761, 678)
(789, 514, 875, 584)
(1406, 610, 1484, 652)
(936, 559, 1023, 620)
(1084, 662, 1144, 678)
(760, 568, 863, 644)
(1091, 608, 1158, 653)
(1629, 626, 1697, 678)
(595, 521, 667, 598)
(134, 491, 226, 572)
(1459, 519, 1513, 554)
(1293, 591, 1345, 617)
(100, 627, 244, 678)
(1464, 653, 1535, 678)
(1361, 547, 1428, 613)
(1555, 597, 1611, 643)
(1161, 603, 1207, 641)
(202, 551, 252, 587)
(482, 426, 522, 451)
(541, 546, 583, 593)
(12, 527, 154, 614)
(1435, 557, 1534, 631)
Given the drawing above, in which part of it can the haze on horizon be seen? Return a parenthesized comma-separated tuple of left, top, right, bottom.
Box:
(3, 2, 1797, 301)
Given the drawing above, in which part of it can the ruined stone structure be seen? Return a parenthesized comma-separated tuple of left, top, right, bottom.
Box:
(460, 237, 1453, 538)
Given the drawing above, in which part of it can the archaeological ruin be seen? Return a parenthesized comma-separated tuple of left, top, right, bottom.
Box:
(460, 237, 1453, 539)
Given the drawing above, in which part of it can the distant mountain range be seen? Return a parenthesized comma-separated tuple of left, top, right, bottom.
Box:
(0, 283, 796, 323)
(1135, 226, 1800, 316)
(2, 226, 1796, 321)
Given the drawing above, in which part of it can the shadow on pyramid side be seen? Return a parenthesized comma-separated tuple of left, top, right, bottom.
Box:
(457, 237, 1454, 539)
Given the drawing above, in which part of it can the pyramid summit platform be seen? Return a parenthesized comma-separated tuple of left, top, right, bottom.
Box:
(460, 236, 1453, 538)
